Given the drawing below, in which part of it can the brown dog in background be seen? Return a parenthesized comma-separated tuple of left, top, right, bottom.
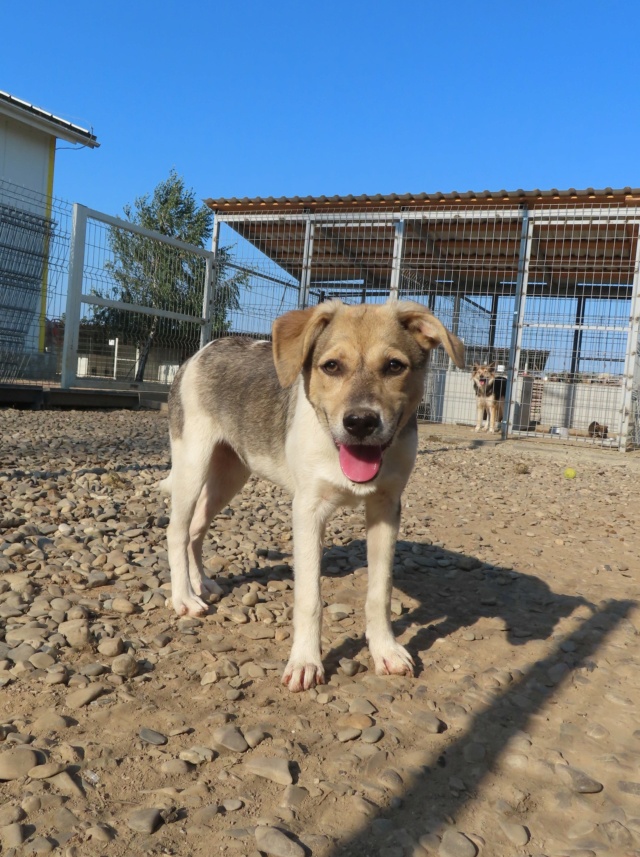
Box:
(472, 362, 506, 433)
(588, 420, 608, 439)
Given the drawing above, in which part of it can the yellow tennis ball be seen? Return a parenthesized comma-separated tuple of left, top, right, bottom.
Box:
(564, 467, 577, 479)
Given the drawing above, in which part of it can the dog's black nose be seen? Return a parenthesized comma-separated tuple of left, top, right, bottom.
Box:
(343, 410, 381, 439)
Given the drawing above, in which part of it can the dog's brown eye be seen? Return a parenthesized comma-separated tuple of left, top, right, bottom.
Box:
(322, 360, 341, 375)
(386, 359, 407, 375)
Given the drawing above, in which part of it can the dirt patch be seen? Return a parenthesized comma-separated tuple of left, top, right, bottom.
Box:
(0, 409, 638, 857)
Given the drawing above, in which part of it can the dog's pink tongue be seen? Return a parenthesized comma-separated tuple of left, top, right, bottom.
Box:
(338, 445, 383, 483)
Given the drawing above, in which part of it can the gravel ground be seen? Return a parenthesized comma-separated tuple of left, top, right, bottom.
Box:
(0, 407, 639, 857)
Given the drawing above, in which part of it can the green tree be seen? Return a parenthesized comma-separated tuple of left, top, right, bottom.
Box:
(94, 169, 245, 382)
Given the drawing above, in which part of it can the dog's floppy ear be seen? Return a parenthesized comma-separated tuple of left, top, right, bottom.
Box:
(472, 362, 479, 371)
(272, 300, 341, 387)
(395, 301, 465, 369)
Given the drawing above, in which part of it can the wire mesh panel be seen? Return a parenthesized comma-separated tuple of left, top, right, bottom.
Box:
(218, 220, 301, 336)
(398, 210, 525, 426)
(62, 207, 214, 389)
(304, 215, 395, 307)
(514, 211, 639, 448)
(0, 178, 72, 384)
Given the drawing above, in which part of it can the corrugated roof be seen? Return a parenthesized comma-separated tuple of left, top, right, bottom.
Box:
(0, 90, 100, 148)
(205, 186, 640, 212)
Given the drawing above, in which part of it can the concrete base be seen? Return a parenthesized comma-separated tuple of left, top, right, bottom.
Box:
(0, 384, 168, 410)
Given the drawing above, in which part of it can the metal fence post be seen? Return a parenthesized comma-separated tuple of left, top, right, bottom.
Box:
(200, 254, 215, 348)
(201, 215, 221, 346)
(60, 204, 88, 389)
(389, 219, 405, 301)
(298, 217, 314, 309)
(619, 234, 640, 450)
(503, 208, 533, 439)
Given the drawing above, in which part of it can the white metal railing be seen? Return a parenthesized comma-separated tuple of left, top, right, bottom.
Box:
(61, 204, 215, 390)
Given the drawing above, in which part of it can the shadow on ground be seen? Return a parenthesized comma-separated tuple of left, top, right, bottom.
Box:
(228, 539, 623, 857)
(324, 599, 632, 857)
(315, 539, 589, 674)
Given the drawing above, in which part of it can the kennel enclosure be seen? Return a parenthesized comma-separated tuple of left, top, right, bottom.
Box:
(204, 188, 640, 451)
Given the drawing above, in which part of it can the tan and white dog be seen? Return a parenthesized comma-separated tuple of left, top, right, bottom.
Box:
(162, 300, 464, 692)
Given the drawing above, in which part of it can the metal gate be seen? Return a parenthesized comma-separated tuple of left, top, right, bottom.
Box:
(61, 204, 215, 391)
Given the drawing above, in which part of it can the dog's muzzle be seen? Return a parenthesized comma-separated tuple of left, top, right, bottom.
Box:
(342, 408, 381, 440)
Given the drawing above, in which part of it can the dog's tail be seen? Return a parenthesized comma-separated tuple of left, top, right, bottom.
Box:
(157, 471, 172, 495)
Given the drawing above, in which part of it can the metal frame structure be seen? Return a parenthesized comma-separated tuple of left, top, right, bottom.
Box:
(206, 193, 640, 451)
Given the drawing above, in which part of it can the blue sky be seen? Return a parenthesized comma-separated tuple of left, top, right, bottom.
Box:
(2, 0, 639, 216)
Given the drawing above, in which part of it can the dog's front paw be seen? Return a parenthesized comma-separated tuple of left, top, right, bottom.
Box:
(370, 641, 415, 677)
(473, 426, 481, 432)
(282, 659, 325, 693)
(194, 576, 224, 602)
(172, 593, 209, 617)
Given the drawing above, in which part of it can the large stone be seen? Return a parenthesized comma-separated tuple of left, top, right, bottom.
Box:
(48, 771, 85, 797)
(0, 805, 25, 826)
(25, 834, 55, 853)
(243, 756, 293, 785)
(28, 762, 67, 780)
(498, 819, 529, 846)
(212, 725, 248, 753)
(0, 749, 39, 780)
(557, 765, 603, 794)
(238, 625, 275, 640)
(112, 597, 137, 615)
(127, 807, 163, 834)
(618, 780, 640, 795)
(57, 619, 91, 648)
(111, 654, 138, 677)
(139, 728, 167, 746)
(31, 711, 69, 733)
(0, 822, 24, 847)
(439, 829, 477, 857)
(254, 825, 305, 857)
(65, 684, 107, 708)
(97, 637, 124, 657)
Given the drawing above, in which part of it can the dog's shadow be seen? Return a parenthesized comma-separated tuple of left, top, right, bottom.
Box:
(253, 537, 588, 677)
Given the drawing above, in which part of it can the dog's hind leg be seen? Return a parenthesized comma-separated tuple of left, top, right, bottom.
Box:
(187, 443, 250, 601)
(364, 493, 415, 677)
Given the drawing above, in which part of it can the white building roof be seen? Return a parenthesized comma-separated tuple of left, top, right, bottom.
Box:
(0, 90, 99, 148)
